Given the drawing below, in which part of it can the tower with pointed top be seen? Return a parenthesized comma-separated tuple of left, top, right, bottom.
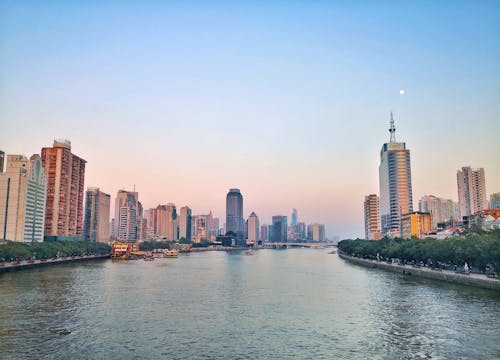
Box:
(379, 113, 413, 237)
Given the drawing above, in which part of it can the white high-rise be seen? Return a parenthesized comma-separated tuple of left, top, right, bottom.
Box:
(114, 190, 139, 242)
(419, 195, 460, 230)
(457, 167, 487, 218)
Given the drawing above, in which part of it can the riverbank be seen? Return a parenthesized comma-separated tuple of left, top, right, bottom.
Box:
(339, 252, 500, 291)
(0, 254, 110, 273)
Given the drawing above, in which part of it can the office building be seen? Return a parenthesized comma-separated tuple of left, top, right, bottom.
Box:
(271, 216, 287, 242)
(491, 193, 500, 209)
(457, 167, 487, 217)
(379, 114, 413, 236)
(291, 208, 298, 227)
(364, 194, 381, 240)
(166, 203, 178, 241)
(247, 212, 259, 245)
(260, 224, 268, 241)
(179, 206, 192, 242)
(83, 187, 110, 242)
(41, 139, 86, 240)
(226, 188, 244, 239)
(401, 212, 432, 239)
(114, 190, 139, 242)
(0, 154, 47, 242)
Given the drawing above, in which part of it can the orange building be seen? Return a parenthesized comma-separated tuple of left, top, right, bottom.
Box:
(401, 212, 431, 239)
(41, 140, 86, 240)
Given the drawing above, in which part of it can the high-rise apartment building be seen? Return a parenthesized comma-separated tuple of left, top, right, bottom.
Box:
(41, 140, 86, 240)
(114, 190, 138, 242)
(379, 114, 413, 236)
(260, 224, 268, 242)
(165, 203, 178, 241)
(307, 223, 326, 242)
(226, 188, 244, 239)
(490, 193, 500, 209)
(83, 187, 110, 242)
(419, 195, 460, 230)
(247, 212, 259, 245)
(457, 167, 487, 218)
(271, 216, 288, 242)
(0, 154, 47, 242)
(179, 206, 192, 242)
(364, 194, 381, 240)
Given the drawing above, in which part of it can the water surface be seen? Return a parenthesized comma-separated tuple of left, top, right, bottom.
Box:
(1, 249, 499, 359)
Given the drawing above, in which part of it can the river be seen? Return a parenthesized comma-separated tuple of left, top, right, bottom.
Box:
(1, 249, 499, 359)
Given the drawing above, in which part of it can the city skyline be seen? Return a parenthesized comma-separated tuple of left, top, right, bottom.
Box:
(1, 1, 499, 238)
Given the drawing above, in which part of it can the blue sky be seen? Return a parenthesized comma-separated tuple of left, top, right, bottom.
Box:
(1, 1, 499, 238)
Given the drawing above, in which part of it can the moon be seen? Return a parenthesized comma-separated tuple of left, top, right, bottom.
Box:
(399, 89, 405, 95)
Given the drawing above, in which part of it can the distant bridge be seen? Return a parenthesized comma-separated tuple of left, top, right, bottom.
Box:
(262, 242, 337, 249)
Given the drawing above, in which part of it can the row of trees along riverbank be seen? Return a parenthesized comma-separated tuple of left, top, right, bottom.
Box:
(338, 230, 500, 273)
(0, 241, 111, 261)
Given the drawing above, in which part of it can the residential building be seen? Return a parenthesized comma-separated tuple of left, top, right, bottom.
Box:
(419, 195, 460, 231)
(0, 154, 47, 242)
(226, 188, 244, 239)
(364, 194, 381, 240)
(114, 190, 139, 242)
(247, 212, 259, 245)
(379, 114, 413, 236)
(490, 193, 500, 209)
(307, 223, 326, 242)
(41, 139, 86, 240)
(83, 188, 110, 242)
(400, 212, 432, 239)
(271, 216, 287, 242)
(457, 167, 487, 217)
(179, 206, 192, 242)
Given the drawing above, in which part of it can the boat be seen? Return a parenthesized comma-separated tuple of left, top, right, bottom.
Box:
(144, 252, 154, 261)
(245, 249, 254, 255)
(164, 249, 178, 258)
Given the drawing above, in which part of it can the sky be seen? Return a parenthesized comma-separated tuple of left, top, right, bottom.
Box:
(1, 1, 499, 239)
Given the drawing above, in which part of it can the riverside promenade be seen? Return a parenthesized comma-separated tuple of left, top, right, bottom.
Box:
(0, 254, 110, 273)
(339, 252, 500, 291)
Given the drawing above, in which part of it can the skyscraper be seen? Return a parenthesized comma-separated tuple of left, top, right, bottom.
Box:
(307, 223, 326, 242)
(0, 154, 47, 242)
(41, 139, 86, 240)
(226, 188, 244, 239)
(271, 216, 287, 242)
(291, 208, 298, 227)
(457, 167, 487, 217)
(364, 194, 381, 240)
(247, 212, 259, 245)
(114, 190, 139, 242)
(179, 206, 192, 242)
(83, 187, 111, 242)
(379, 114, 413, 236)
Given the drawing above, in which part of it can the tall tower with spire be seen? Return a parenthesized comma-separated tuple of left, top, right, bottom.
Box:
(379, 113, 413, 237)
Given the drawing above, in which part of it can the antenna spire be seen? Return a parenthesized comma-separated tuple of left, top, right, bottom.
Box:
(389, 112, 396, 143)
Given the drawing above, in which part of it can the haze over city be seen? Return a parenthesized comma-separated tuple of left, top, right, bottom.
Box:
(1, 1, 499, 238)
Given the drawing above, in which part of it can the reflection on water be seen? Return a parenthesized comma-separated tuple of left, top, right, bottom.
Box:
(1, 250, 499, 359)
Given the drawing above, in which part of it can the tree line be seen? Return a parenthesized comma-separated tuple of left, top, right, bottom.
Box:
(0, 241, 111, 261)
(338, 230, 500, 272)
